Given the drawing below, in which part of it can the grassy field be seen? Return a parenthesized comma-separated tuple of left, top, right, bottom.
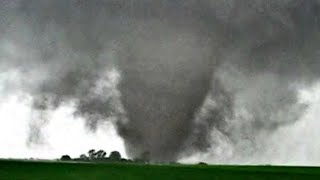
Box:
(0, 160, 320, 179)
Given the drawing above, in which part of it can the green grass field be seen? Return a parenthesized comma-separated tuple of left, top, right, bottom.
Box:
(0, 160, 320, 179)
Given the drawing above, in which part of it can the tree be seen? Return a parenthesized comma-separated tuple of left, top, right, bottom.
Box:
(109, 151, 121, 161)
(79, 154, 88, 160)
(88, 149, 96, 159)
(95, 150, 107, 159)
(101, 152, 107, 158)
(198, 162, 207, 165)
(60, 155, 71, 161)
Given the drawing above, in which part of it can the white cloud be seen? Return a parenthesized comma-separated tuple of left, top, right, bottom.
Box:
(0, 94, 127, 159)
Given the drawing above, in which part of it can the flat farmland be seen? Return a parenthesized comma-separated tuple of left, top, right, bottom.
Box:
(0, 160, 320, 179)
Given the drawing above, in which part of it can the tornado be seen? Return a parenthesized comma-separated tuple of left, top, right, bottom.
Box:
(115, 24, 215, 161)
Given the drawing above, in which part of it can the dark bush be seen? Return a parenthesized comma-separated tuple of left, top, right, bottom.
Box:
(109, 151, 121, 161)
(60, 155, 71, 161)
(198, 162, 208, 165)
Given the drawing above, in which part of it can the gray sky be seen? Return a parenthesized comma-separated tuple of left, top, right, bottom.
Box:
(2, 0, 320, 165)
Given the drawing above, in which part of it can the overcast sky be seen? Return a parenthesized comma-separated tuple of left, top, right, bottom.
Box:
(2, 0, 320, 165)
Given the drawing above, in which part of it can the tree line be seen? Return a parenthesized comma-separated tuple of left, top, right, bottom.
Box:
(60, 149, 148, 164)
(60, 150, 207, 165)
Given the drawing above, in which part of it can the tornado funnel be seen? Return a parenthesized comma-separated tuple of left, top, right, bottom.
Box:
(116, 25, 214, 161)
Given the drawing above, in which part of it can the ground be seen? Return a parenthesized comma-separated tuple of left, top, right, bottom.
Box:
(0, 159, 320, 179)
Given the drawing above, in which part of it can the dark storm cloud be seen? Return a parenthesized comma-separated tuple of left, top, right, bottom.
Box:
(1, 0, 320, 162)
